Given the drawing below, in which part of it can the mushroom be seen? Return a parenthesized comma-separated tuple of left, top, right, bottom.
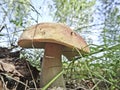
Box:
(18, 23, 90, 88)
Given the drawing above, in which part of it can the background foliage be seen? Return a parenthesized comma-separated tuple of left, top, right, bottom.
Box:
(0, 0, 120, 89)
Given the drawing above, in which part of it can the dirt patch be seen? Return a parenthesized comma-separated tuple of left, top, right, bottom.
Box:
(0, 47, 40, 90)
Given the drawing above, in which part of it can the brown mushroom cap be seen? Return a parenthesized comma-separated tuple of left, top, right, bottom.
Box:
(18, 23, 90, 60)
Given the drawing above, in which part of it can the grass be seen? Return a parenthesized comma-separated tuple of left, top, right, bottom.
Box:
(23, 44, 120, 90)
(62, 44, 120, 90)
(1, 44, 119, 90)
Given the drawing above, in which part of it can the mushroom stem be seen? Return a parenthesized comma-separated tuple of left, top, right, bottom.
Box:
(40, 43, 66, 88)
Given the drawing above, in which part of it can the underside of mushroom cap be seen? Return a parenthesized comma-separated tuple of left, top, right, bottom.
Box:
(18, 23, 90, 60)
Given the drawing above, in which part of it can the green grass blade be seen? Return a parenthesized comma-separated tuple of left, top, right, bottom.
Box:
(42, 70, 63, 90)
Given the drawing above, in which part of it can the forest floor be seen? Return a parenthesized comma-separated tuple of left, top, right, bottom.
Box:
(0, 47, 117, 90)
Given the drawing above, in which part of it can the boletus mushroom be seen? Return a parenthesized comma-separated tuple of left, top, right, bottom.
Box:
(18, 23, 90, 89)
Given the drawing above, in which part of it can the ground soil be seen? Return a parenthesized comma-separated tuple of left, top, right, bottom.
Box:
(0, 47, 113, 90)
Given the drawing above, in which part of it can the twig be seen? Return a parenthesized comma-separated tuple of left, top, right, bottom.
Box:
(0, 73, 29, 88)
(75, 23, 104, 30)
(26, 61, 37, 90)
(0, 25, 5, 32)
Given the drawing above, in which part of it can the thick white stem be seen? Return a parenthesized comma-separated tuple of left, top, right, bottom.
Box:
(40, 43, 65, 88)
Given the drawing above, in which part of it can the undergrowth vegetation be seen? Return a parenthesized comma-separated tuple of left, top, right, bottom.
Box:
(63, 44, 120, 89)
